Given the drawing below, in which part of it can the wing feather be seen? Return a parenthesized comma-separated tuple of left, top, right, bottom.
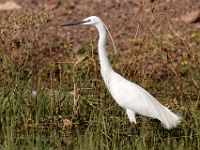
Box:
(109, 72, 165, 119)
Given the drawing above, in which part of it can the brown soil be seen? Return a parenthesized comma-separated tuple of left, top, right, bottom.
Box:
(0, 0, 200, 59)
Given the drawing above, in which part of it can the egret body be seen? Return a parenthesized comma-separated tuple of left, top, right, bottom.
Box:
(62, 16, 181, 129)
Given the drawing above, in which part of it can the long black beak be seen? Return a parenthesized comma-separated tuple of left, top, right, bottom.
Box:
(61, 19, 90, 26)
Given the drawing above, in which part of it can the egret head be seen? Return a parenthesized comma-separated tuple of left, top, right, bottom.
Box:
(62, 16, 117, 54)
(61, 16, 102, 27)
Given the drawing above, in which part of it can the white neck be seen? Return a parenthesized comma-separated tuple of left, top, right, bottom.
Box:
(95, 23, 113, 71)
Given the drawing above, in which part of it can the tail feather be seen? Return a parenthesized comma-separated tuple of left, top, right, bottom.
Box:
(159, 106, 181, 129)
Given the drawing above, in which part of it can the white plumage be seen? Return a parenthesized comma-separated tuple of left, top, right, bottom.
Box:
(62, 16, 181, 129)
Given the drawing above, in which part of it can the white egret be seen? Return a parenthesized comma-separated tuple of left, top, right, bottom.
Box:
(62, 16, 181, 129)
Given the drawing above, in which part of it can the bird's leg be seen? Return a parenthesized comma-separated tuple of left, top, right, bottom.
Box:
(126, 109, 140, 135)
(126, 109, 136, 124)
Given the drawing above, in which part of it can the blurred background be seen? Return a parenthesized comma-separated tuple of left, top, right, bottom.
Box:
(0, 0, 200, 149)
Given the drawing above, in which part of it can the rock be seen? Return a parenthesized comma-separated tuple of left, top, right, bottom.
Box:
(181, 10, 200, 23)
(0, 1, 21, 11)
(44, 1, 60, 11)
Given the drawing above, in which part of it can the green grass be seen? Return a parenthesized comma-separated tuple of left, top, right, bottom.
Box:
(0, 12, 200, 150)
